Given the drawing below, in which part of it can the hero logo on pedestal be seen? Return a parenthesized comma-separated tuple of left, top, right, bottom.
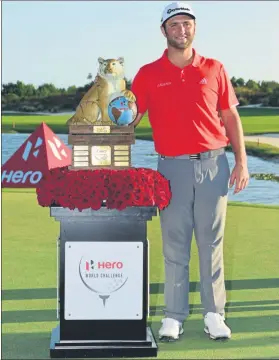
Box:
(65, 241, 144, 320)
(79, 257, 128, 307)
(1, 122, 72, 188)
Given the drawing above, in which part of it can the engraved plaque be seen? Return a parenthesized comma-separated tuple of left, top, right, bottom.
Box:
(74, 145, 89, 151)
(74, 161, 89, 167)
(74, 150, 89, 156)
(114, 151, 129, 156)
(114, 145, 129, 151)
(74, 156, 89, 162)
(115, 161, 129, 167)
(91, 146, 111, 166)
(93, 126, 111, 134)
(114, 156, 129, 161)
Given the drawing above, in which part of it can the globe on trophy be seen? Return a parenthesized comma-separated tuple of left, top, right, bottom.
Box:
(108, 95, 137, 126)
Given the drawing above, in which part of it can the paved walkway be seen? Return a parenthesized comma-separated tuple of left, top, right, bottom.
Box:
(244, 136, 279, 148)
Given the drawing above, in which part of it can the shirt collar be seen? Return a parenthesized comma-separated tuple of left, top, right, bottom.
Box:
(161, 48, 201, 69)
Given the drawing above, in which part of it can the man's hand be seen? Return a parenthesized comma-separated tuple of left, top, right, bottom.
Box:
(131, 113, 144, 128)
(229, 162, 249, 194)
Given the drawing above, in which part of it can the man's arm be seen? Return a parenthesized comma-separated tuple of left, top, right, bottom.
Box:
(130, 68, 148, 128)
(220, 106, 249, 194)
(220, 106, 247, 164)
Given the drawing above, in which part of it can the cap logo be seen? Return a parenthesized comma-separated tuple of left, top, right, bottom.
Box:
(167, 7, 190, 14)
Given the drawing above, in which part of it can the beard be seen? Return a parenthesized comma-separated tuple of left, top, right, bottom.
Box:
(166, 35, 194, 50)
(164, 27, 195, 50)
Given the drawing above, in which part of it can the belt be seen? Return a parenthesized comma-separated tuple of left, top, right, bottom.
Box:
(160, 148, 225, 160)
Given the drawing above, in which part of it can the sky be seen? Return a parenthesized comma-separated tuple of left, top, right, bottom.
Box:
(2, 1, 279, 89)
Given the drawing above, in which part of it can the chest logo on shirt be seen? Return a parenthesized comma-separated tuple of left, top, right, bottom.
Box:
(199, 78, 207, 85)
(157, 82, 172, 88)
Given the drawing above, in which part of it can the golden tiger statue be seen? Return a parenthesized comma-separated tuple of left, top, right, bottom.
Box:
(67, 57, 136, 125)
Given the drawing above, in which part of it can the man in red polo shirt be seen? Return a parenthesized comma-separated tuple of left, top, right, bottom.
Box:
(131, 1, 249, 342)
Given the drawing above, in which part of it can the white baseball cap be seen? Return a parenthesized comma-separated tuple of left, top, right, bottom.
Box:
(161, 2, 195, 26)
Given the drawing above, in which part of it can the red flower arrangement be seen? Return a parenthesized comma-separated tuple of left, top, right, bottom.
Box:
(36, 167, 172, 211)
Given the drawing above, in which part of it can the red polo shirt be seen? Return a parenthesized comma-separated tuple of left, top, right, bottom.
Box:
(131, 49, 239, 156)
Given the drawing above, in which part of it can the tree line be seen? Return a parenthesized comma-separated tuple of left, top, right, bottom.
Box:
(2, 76, 279, 113)
(230, 77, 279, 107)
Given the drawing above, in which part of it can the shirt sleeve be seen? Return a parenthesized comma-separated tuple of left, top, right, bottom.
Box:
(131, 68, 148, 114)
(218, 64, 239, 110)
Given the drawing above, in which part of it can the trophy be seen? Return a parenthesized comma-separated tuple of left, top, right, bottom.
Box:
(37, 55, 164, 358)
(67, 57, 137, 170)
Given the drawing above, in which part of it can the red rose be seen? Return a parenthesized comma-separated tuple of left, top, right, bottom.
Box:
(36, 167, 172, 211)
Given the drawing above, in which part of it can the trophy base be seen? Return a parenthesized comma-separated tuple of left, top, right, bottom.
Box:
(50, 325, 158, 358)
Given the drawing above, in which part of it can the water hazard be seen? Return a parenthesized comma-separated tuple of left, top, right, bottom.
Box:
(2, 133, 279, 205)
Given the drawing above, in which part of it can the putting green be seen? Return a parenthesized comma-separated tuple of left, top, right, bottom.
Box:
(2, 191, 279, 359)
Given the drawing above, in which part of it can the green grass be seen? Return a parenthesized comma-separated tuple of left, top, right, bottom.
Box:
(238, 107, 279, 134)
(1, 114, 70, 134)
(227, 141, 279, 161)
(2, 108, 279, 160)
(2, 191, 279, 359)
(2, 107, 279, 135)
(134, 108, 279, 139)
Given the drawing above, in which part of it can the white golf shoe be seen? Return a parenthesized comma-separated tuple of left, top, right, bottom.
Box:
(158, 317, 184, 342)
(204, 312, 231, 340)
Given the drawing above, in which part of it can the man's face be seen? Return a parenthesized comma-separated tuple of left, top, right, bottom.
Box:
(161, 14, 196, 50)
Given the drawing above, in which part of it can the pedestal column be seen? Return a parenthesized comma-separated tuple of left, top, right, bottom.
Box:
(50, 205, 158, 358)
